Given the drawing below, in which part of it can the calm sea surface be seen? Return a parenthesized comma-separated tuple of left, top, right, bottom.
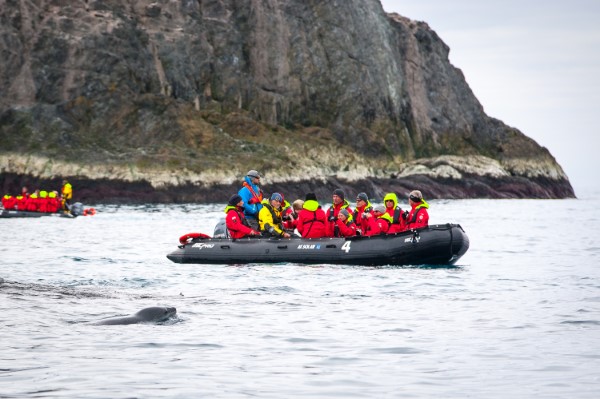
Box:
(1, 192, 599, 398)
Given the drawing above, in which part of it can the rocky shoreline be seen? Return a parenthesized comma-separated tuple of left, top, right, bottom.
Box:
(1, 171, 575, 205)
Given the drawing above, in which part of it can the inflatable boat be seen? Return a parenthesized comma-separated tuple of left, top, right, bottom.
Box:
(0, 202, 91, 219)
(167, 223, 469, 266)
(0, 209, 75, 218)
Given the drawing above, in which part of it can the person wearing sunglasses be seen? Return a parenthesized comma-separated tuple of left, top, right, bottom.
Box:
(353, 192, 373, 235)
(238, 169, 264, 230)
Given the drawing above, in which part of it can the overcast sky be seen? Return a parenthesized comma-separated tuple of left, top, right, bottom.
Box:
(380, 0, 600, 196)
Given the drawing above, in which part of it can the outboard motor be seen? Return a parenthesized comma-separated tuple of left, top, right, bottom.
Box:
(212, 218, 230, 238)
(70, 202, 84, 216)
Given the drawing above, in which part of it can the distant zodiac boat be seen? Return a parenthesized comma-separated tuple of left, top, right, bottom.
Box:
(167, 224, 469, 266)
(0, 202, 94, 218)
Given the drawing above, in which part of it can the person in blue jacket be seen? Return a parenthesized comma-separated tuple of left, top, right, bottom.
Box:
(238, 170, 264, 230)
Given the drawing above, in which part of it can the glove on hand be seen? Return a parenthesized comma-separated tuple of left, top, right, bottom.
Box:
(328, 216, 337, 222)
(248, 198, 260, 205)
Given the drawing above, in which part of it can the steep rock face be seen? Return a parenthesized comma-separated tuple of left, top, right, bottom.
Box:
(0, 0, 574, 199)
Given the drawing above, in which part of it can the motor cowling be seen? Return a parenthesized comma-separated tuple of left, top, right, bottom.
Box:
(212, 218, 230, 238)
(70, 202, 84, 216)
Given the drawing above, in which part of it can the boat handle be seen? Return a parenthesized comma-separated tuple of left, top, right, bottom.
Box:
(221, 245, 230, 249)
(326, 244, 336, 248)
(277, 245, 288, 249)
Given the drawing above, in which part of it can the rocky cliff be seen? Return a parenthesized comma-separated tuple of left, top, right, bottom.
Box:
(0, 0, 575, 202)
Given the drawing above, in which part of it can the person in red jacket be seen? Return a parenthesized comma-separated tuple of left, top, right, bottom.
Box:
(225, 194, 260, 239)
(38, 190, 49, 213)
(404, 190, 430, 231)
(352, 192, 373, 235)
(364, 205, 393, 236)
(330, 208, 357, 237)
(47, 191, 61, 213)
(383, 192, 406, 234)
(283, 199, 303, 231)
(280, 195, 296, 231)
(326, 189, 353, 235)
(15, 195, 27, 210)
(2, 194, 16, 210)
(25, 191, 40, 212)
(296, 193, 328, 238)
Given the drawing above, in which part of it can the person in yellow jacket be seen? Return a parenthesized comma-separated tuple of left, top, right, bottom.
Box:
(258, 193, 291, 238)
(61, 179, 73, 210)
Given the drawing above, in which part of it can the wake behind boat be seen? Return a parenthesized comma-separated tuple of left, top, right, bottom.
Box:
(167, 223, 469, 266)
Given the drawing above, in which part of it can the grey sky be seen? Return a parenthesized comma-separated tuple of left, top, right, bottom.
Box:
(380, 0, 600, 195)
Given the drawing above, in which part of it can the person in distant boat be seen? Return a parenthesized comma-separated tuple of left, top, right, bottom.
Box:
(15, 195, 27, 211)
(21, 186, 29, 198)
(296, 193, 328, 238)
(383, 192, 406, 234)
(258, 193, 291, 238)
(2, 194, 16, 210)
(330, 208, 357, 237)
(238, 170, 263, 230)
(47, 191, 61, 213)
(61, 179, 73, 210)
(353, 192, 373, 235)
(25, 190, 40, 212)
(364, 205, 393, 236)
(225, 194, 260, 238)
(326, 189, 353, 236)
(403, 190, 430, 231)
(38, 190, 49, 213)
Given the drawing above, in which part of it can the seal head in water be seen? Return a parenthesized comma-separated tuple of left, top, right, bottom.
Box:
(90, 306, 177, 325)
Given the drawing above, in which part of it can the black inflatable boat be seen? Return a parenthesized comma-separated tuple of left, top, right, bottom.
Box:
(0, 202, 88, 219)
(0, 209, 75, 218)
(167, 223, 469, 266)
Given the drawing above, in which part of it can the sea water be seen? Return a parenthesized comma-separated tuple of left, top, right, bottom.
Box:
(1, 193, 599, 398)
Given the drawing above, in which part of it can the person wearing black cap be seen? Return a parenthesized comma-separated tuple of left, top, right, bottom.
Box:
(224, 194, 260, 238)
(238, 169, 264, 230)
(404, 190, 430, 231)
(258, 193, 291, 238)
(325, 189, 353, 237)
(296, 193, 328, 238)
(353, 192, 373, 235)
(305, 192, 317, 201)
